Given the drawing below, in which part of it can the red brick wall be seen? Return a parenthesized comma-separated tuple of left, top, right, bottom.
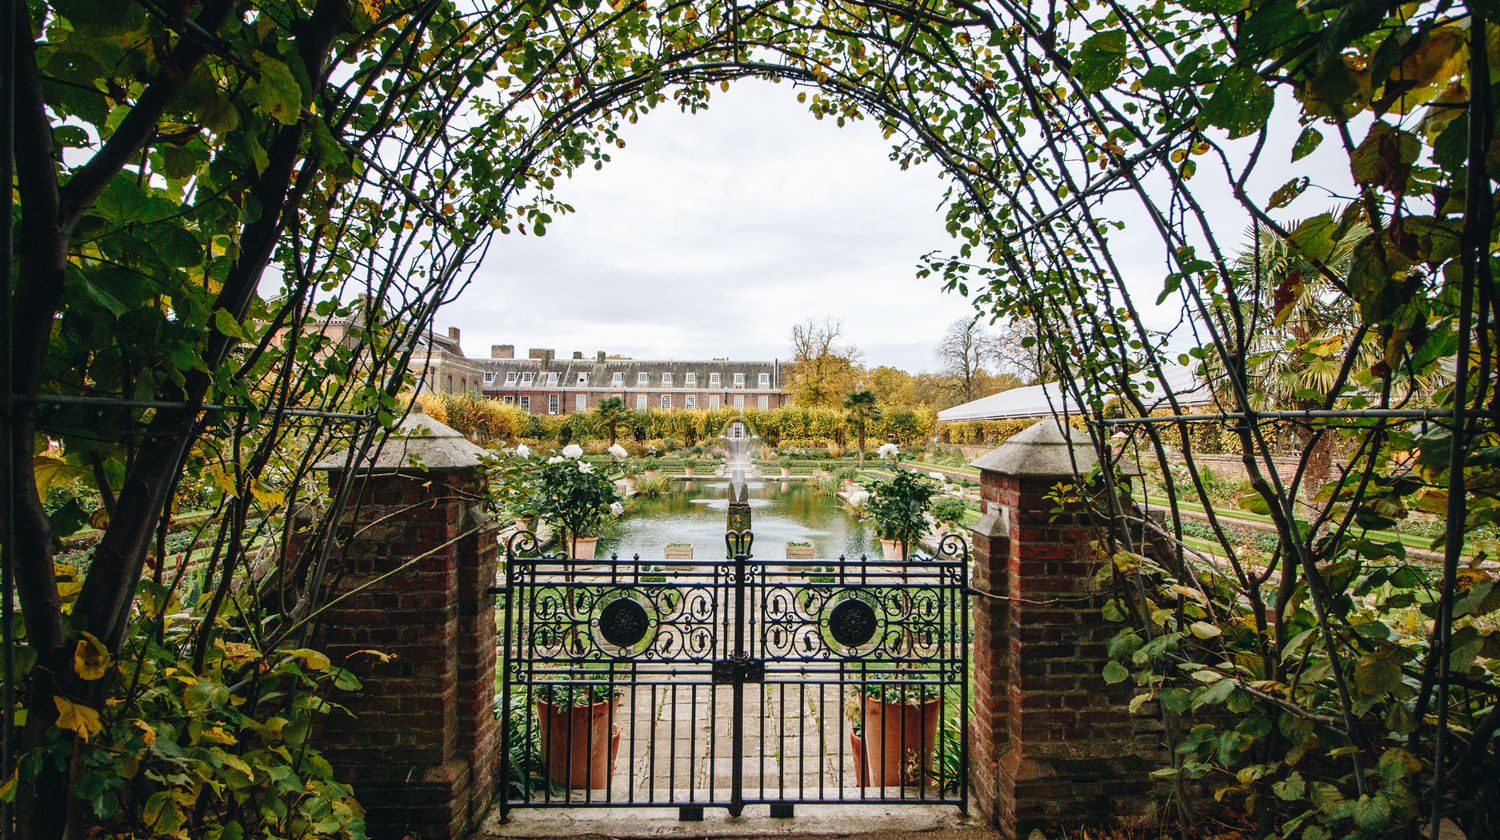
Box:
(315, 469, 499, 840)
(970, 467, 1165, 838)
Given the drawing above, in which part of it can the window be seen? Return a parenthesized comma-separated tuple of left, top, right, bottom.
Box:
(637, 372, 649, 385)
(685, 373, 696, 386)
(504, 372, 518, 385)
(759, 373, 770, 387)
(548, 394, 559, 415)
(635, 394, 647, 410)
(709, 372, 721, 387)
(757, 395, 769, 410)
(733, 373, 745, 388)
(446, 374, 453, 391)
(502, 396, 514, 404)
(483, 371, 495, 384)
(521, 372, 534, 385)
(577, 372, 588, 385)
(733, 394, 745, 409)
(709, 395, 721, 409)
(518, 396, 530, 411)
(684, 394, 696, 409)
(662, 372, 673, 387)
(576, 394, 587, 411)
(611, 393, 622, 401)
(611, 372, 624, 386)
(661, 394, 671, 409)
(547, 372, 559, 385)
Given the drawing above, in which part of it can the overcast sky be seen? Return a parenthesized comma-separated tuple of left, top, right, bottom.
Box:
(437, 79, 1355, 373)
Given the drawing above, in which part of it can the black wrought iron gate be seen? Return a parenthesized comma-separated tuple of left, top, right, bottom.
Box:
(497, 531, 969, 818)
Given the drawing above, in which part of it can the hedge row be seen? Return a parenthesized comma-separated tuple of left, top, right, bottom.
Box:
(409, 393, 940, 447)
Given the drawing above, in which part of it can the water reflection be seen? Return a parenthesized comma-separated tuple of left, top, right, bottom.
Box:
(600, 480, 875, 560)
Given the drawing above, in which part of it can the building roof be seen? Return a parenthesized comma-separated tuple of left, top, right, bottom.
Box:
(937, 363, 1210, 422)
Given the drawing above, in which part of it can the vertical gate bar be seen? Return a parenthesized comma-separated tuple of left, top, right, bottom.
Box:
(729, 541, 747, 817)
(688, 683, 697, 803)
(627, 675, 637, 804)
(497, 557, 516, 818)
(959, 553, 970, 813)
(669, 681, 678, 801)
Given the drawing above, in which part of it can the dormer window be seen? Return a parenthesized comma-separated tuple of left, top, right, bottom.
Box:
(577, 372, 588, 385)
(611, 372, 624, 386)
(733, 373, 745, 388)
(521, 372, 534, 385)
(662, 373, 673, 387)
(483, 372, 495, 384)
(504, 372, 518, 386)
(759, 373, 770, 387)
(637, 372, 649, 385)
(685, 373, 697, 386)
(547, 372, 559, 385)
(709, 373, 721, 387)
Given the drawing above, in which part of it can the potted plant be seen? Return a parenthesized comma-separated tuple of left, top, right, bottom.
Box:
(862, 469, 938, 561)
(785, 540, 814, 560)
(533, 444, 624, 559)
(777, 453, 794, 479)
(535, 678, 621, 789)
(848, 675, 941, 787)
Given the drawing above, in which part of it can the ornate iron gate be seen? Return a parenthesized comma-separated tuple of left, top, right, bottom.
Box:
(496, 531, 969, 819)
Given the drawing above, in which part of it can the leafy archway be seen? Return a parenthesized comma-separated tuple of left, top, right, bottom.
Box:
(4, 0, 1496, 837)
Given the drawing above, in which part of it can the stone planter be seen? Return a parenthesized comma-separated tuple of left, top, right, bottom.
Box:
(851, 695, 940, 786)
(569, 535, 599, 559)
(537, 696, 621, 789)
(664, 544, 694, 560)
(785, 543, 815, 560)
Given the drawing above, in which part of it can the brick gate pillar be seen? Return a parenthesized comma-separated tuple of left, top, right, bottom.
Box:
(967, 420, 1160, 838)
(314, 404, 500, 840)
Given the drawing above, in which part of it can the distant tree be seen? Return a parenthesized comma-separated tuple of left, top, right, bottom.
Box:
(866, 365, 919, 406)
(991, 317, 1049, 385)
(844, 389, 882, 466)
(787, 317, 862, 407)
(595, 397, 631, 446)
(935, 318, 1002, 403)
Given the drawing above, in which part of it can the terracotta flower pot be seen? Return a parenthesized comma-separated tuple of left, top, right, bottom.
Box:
(880, 538, 905, 562)
(683, 466, 695, 477)
(853, 695, 940, 786)
(537, 696, 621, 789)
(780, 467, 791, 478)
(514, 517, 534, 532)
(570, 535, 599, 559)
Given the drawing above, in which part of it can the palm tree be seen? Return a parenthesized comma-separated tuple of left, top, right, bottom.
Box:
(595, 397, 630, 446)
(1219, 217, 1374, 499)
(844, 389, 881, 467)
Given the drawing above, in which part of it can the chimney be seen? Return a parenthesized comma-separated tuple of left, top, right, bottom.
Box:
(447, 327, 461, 341)
(573, 351, 584, 360)
(528, 348, 555, 362)
(492, 344, 514, 359)
(596, 351, 606, 363)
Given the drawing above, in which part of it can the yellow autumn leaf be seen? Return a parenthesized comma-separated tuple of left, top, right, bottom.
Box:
(87, 507, 109, 530)
(0, 768, 15, 803)
(132, 719, 157, 746)
(53, 696, 103, 742)
(73, 632, 112, 681)
(221, 641, 261, 664)
(351, 648, 393, 663)
(283, 649, 330, 670)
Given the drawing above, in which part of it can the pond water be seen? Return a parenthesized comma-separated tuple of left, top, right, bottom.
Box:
(598, 479, 877, 561)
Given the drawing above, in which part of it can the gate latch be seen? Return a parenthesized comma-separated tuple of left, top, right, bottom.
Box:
(712, 655, 765, 684)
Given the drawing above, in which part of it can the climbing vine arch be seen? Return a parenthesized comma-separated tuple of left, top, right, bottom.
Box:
(5, 0, 1496, 836)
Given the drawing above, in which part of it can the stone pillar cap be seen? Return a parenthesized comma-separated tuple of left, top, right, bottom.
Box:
(970, 418, 1139, 478)
(315, 401, 488, 472)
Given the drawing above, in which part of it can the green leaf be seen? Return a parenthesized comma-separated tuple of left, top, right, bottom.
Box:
(1288, 213, 1337, 261)
(213, 309, 246, 341)
(1273, 770, 1306, 801)
(1350, 121, 1420, 192)
(1268, 177, 1310, 210)
(1073, 30, 1127, 94)
(248, 54, 303, 125)
(1188, 621, 1222, 639)
(1353, 652, 1402, 695)
(1102, 661, 1130, 684)
(1351, 795, 1390, 832)
(1292, 126, 1324, 161)
(1201, 68, 1275, 139)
